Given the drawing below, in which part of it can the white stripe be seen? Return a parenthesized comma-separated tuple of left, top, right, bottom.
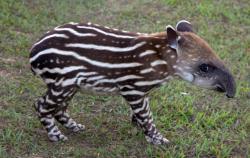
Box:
(76, 77, 86, 85)
(141, 109, 150, 118)
(140, 68, 155, 74)
(134, 98, 148, 113)
(34, 66, 86, 75)
(33, 34, 69, 46)
(93, 75, 142, 85)
(62, 78, 77, 87)
(65, 41, 146, 52)
(139, 50, 157, 57)
(134, 79, 164, 86)
(128, 98, 143, 105)
(39, 107, 55, 113)
(62, 90, 72, 97)
(86, 75, 105, 81)
(44, 78, 55, 84)
(119, 85, 134, 89)
(54, 27, 96, 37)
(77, 25, 136, 39)
(61, 71, 98, 87)
(150, 60, 167, 67)
(51, 89, 64, 96)
(108, 87, 118, 92)
(120, 90, 145, 96)
(29, 48, 142, 68)
(46, 95, 56, 105)
(55, 78, 65, 86)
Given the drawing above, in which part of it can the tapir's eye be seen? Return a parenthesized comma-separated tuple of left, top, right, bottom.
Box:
(199, 63, 214, 73)
(177, 36, 185, 45)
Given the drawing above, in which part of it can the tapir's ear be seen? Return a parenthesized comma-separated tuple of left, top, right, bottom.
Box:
(166, 25, 180, 50)
(176, 20, 193, 32)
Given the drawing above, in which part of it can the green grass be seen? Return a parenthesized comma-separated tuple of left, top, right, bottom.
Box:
(0, 0, 249, 157)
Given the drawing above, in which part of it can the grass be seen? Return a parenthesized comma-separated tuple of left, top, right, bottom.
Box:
(0, 0, 249, 157)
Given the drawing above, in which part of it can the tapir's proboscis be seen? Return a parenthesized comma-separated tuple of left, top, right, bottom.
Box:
(29, 20, 236, 145)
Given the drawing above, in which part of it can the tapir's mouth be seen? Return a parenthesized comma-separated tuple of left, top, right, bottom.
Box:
(215, 84, 226, 93)
(214, 77, 236, 98)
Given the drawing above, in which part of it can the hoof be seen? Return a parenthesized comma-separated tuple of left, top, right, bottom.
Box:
(48, 133, 68, 142)
(145, 134, 170, 145)
(72, 124, 85, 132)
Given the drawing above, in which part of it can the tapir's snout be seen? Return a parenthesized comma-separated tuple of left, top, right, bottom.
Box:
(215, 69, 236, 98)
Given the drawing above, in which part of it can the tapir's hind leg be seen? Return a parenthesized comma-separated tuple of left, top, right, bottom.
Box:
(34, 85, 84, 142)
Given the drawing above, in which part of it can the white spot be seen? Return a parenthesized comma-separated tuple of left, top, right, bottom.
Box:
(56, 58, 60, 64)
(170, 55, 175, 59)
(163, 72, 168, 76)
(167, 50, 172, 53)
(155, 44, 161, 48)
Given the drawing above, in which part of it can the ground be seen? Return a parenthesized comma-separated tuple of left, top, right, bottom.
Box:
(0, 0, 249, 157)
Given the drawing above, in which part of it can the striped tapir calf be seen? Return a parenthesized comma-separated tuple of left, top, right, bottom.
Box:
(29, 20, 236, 145)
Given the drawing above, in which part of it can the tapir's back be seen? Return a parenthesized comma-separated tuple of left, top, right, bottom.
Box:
(29, 22, 168, 94)
(30, 22, 140, 71)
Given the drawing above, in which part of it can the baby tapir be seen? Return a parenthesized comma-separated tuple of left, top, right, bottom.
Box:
(29, 20, 236, 145)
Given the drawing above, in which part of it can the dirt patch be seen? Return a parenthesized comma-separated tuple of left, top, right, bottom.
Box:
(0, 69, 11, 78)
(0, 57, 16, 63)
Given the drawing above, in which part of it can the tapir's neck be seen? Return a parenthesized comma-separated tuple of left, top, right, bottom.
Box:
(134, 32, 178, 79)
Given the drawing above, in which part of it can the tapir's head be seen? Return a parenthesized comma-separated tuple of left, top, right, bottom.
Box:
(166, 20, 236, 98)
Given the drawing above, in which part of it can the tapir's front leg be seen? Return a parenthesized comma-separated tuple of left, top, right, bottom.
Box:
(123, 94, 170, 145)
